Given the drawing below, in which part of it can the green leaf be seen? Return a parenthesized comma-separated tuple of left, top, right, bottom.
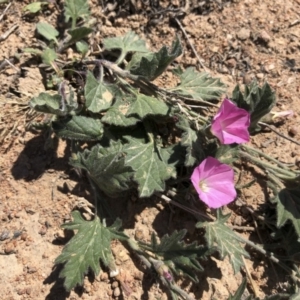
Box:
(126, 94, 169, 119)
(139, 230, 208, 282)
(29, 93, 63, 115)
(23, 2, 47, 13)
(231, 81, 276, 132)
(52, 116, 103, 141)
(41, 48, 57, 65)
(196, 210, 249, 273)
(129, 36, 182, 81)
(36, 22, 59, 43)
(102, 101, 139, 127)
(76, 41, 89, 56)
(70, 143, 133, 196)
(124, 136, 175, 197)
(103, 31, 148, 59)
(215, 145, 239, 165)
(29, 90, 78, 116)
(274, 187, 300, 236)
(290, 292, 300, 300)
(84, 71, 114, 113)
(64, 0, 90, 27)
(175, 116, 204, 166)
(170, 67, 226, 101)
(273, 228, 300, 263)
(228, 278, 249, 300)
(67, 27, 93, 45)
(56, 211, 127, 291)
(23, 48, 43, 55)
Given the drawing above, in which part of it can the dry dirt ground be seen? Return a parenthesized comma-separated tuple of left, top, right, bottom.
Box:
(1, 0, 300, 299)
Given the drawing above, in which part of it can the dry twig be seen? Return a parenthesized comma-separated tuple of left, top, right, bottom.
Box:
(0, 24, 18, 42)
(174, 17, 207, 72)
(0, 1, 12, 22)
(259, 122, 300, 146)
(242, 256, 260, 298)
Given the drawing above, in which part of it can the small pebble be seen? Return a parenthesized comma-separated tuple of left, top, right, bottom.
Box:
(237, 28, 251, 40)
(259, 30, 271, 43)
(256, 73, 264, 79)
(289, 126, 297, 136)
(111, 281, 119, 289)
(113, 287, 121, 297)
(4, 242, 16, 254)
(0, 230, 10, 241)
(100, 272, 109, 281)
(226, 58, 237, 68)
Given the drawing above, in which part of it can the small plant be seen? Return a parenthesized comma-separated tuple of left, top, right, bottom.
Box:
(27, 0, 300, 299)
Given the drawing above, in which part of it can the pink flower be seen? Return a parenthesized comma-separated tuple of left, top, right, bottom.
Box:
(211, 98, 250, 145)
(191, 157, 236, 208)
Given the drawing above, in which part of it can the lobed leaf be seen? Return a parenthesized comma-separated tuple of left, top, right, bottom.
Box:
(129, 36, 182, 81)
(124, 136, 175, 197)
(170, 67, 226, 101)
(64, 0, 90, 26)
(139, 230, 209, 282)
(231, 81, 276, 132)
(70, 143, 133, 196)
(126, 94, 170, 119)
(175, 116, 204, 166)
(103, 31, 148, 58)
(197, 210, 249, 273)
(55, 211, 127, 291)
(84, 71, 114, 113)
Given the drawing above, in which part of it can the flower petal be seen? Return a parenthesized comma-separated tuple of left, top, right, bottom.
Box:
(211, 98, 250, 145)
(199, 183, 237, 208)
(191, 157, 237, 208)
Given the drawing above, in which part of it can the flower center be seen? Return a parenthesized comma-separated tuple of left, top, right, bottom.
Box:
(199, 180, 209, 192)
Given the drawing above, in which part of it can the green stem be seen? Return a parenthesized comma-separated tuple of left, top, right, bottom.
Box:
(71, 18, 76, 30)
(125, 239, 195, 299)
(239, 151, 297, 179)
(237, 233, 298, 277)
(116, 51, 127, 65)
(242, 144, 296, 171)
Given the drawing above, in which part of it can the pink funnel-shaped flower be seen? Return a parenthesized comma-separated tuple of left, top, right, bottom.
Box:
(211, 98, 250, 145)
(191, 157, 237, 209)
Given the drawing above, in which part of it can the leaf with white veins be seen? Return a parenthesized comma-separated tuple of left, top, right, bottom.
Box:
(129, 37, 182, 81)
(196, 210, 249, 273)
(124, 137, 174, 197)
(176, 116, 204, 166)
(139, 230, 209, 282)
(70, 143, 133, 196)
(64, 0, 90, 26)
(170, 67, 226, 101)
(55, 211, 127, 291)
(103, 31, 148, 60)
(126, 94, 169, 119)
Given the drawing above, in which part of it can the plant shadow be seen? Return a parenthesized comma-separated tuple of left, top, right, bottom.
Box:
(11, 134, 71, 181)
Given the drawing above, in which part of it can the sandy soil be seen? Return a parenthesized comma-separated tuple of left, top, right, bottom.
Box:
(0, 0, 300, 299)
